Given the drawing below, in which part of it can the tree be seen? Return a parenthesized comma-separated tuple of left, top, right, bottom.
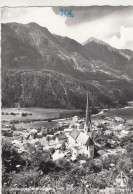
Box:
(83, 159, 94, 172)
(56, 158, 71, 171)
(116, 156, 132, 174)
(120, 135, 132, 147)
(2, 140, 25, 173)
(30, 149, 50, 168)
(126, 143, 133, 158)
(11, 124, 16, 131)
(49, 148, 55, 154)
(2, 140, 25, 186)
(39, 160, 57, 174)
(10, 170, 41, 188)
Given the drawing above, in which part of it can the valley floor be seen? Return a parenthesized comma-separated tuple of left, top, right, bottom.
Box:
(2, 106, 133, 193)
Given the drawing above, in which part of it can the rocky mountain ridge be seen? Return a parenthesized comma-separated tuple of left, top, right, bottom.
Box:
(1, 22, 133, 109)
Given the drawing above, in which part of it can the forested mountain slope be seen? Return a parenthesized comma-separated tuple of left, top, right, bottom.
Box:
(1, 23, 133, 108)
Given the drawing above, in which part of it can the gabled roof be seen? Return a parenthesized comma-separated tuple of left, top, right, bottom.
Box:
(86, 137, 94, 146)
(58, 134, 67, 140)
(77, 132, 94, 146)
(69, 128, 80, 140)
(72, 146, 82, 150)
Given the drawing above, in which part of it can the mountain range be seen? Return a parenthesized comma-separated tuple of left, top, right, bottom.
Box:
(1, 22, 133, 109)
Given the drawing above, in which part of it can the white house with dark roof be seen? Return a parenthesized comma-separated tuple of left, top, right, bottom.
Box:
(56, 134, 67, 144)
(68, 93, 94, 158)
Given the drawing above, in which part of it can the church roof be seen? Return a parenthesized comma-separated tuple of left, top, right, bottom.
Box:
(72, 146, 82, 150)
(77, 132, 94, 146)
(86, 137, 94, 146)
(69, 128, 80, 140)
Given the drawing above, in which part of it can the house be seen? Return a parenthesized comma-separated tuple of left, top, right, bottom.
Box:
(17, 149, 24, 153)
(12, 140, 20, 144)
(79, 160, 86, 167)
(3, 124, 11, 128)
(104, 130, 113, 136)
(64, 128, 73, 133)
(78, 123, 84, 130)
(25, 132, 30, 139)
(73, 116, 80, 122)
(13, 131, 24, 137)
(58, 121, 63, 126)
(37, 132, 43, 138)
(56, 134, 67, 144)
(62, 123, 69, 128)
(29, 133, 36, 139)
(114, 117, 125, 122)
(2, 128, 11, 132)
(52, 150, 65, 161)
(28, 129, 38, 139)
(74, 122, 80, 127)
(29, 129, 38, 134)
(28, 139, 39, 145)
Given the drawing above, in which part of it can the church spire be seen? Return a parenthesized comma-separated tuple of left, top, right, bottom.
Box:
(84, 92, 91, 134)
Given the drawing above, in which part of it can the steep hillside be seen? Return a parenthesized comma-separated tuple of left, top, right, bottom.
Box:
(2, 23, 131, 80)
(2, 70, 133, 109)
(83, 37, 129, 71)
(1, 22, 133, 109)
(119, 49, 133, 59)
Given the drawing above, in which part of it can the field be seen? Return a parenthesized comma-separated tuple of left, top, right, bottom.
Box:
(14, 120, 60, 129)
(2, 107, 133, 129)
(1, 107, 82, 129)
(2, 108, 82, 121)
(104, 107, 133, 121)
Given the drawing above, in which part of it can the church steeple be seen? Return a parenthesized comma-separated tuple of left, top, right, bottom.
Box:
(84, 92, 91, 135)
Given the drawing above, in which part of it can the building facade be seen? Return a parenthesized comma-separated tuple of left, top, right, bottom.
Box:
(68, 93, 94, 158)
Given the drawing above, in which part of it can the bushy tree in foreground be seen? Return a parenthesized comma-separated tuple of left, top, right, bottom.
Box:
(2, 140, 25, 186)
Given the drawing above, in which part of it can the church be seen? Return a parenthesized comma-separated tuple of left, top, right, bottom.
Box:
(68, 93, 94, 158)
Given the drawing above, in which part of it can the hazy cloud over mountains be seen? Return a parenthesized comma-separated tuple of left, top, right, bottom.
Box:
(52, 6, 133, 26)
(1, 6, 133, 50)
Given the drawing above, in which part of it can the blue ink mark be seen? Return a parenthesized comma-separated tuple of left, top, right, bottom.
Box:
(60, 9, 74, 18)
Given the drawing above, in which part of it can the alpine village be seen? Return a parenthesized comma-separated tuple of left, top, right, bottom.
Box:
(1, 22, 133, 194)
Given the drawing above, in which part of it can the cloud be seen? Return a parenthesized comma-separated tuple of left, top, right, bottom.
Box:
(1, 6, 133, 50)
(1, 7, 28, 21)
(1, 7, 68, 35)
(125, 40, 133, 50)
(52, 6, 133, 27)
(106, 26, 133, 50)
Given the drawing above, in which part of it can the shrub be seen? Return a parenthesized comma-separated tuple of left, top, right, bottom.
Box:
(56, 158, 71, 171)
(2, 130, 13, 137)
(11, 124, 16, 131)
(22, 112, 27, 117)
(48, 118, 52, 122)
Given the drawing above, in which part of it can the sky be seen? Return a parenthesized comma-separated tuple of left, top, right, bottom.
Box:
(1, 6, 133, 50)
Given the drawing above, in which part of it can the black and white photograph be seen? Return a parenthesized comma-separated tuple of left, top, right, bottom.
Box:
(1, 5, 133, 194)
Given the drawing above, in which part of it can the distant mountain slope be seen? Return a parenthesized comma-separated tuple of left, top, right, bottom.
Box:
(2, 23, 131, 80)
(119, 49, 133, 77)
(83, 37, 129, 71)
(119, 49, 133, 59)
(1, 22, 133, 108)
